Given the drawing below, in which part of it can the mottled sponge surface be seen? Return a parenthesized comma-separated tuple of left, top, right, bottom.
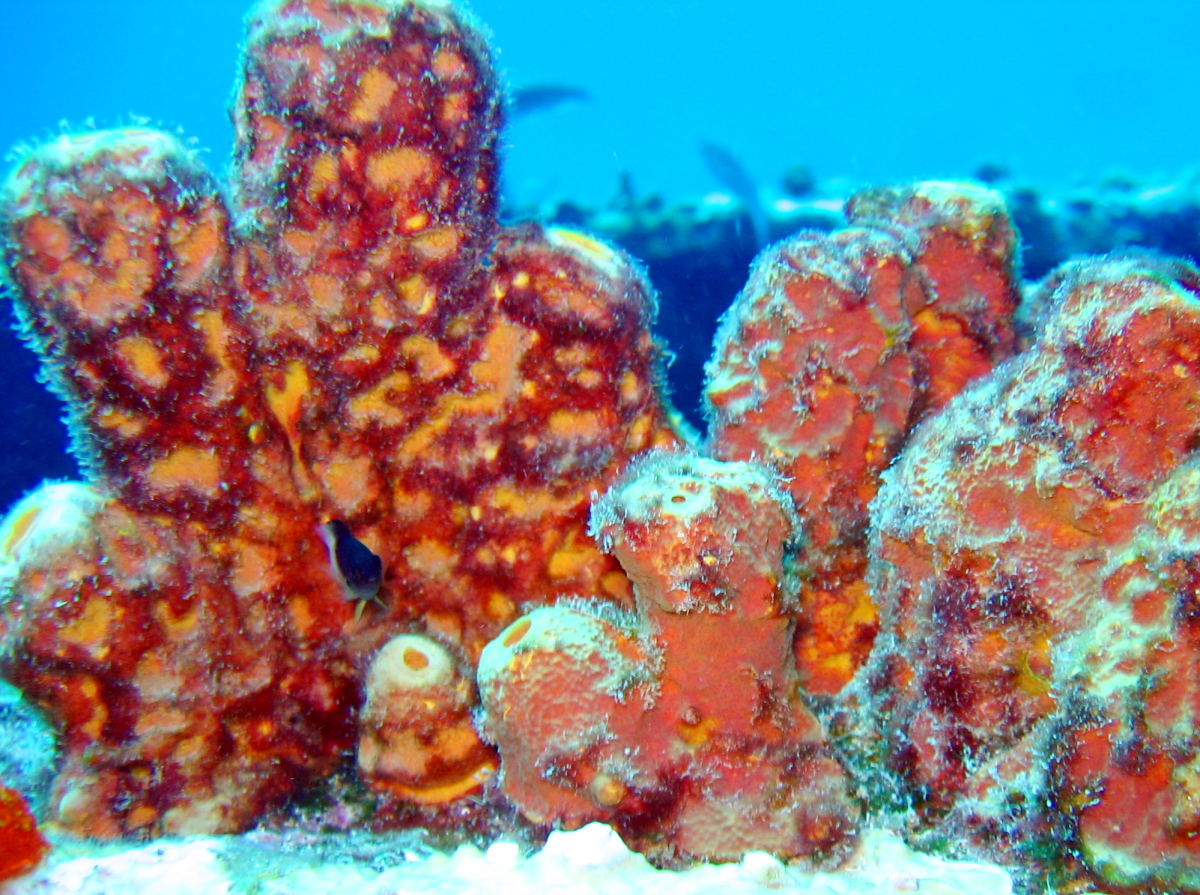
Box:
(479, 452, 858, 863)
(863, 255, 1200, 891)
(706, 182, 1021, 695)
(0, 0, 679, 836)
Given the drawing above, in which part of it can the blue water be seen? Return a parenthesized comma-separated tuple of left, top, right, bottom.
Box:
(1, 0, 1199, 508)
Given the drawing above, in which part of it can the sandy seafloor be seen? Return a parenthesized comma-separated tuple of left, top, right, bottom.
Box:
(1, 821, 1057, 895)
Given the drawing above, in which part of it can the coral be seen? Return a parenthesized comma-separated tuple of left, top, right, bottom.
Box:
(0, 0, 678, 836)
(478, 452, 857, 862)
(706, 182, 1021, 694)
(864, 255, 1200, 891)
(0, 782, 48, 881)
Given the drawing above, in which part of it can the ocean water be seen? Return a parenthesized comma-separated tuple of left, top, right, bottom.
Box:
(2, 0, 1200, 509)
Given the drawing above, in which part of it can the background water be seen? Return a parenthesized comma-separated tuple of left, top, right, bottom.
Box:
(1, 0, 1199, 509)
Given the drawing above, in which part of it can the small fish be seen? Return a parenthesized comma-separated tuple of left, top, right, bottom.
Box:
(510, 84, 591, 118)
(699, 140, 769, 250)
(319, 519, 385, 624)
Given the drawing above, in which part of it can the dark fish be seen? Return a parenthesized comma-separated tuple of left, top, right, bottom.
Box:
(699, 140, 769, 249)
(319, 519, 385, 624)
(510, 84, 591, 118)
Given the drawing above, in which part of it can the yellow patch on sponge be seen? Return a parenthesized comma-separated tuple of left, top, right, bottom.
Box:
(413, 227, 460, 260)
(470, 320, 530, 401)
(265, 361, 311, 473)
(402, 335, 455, 380)
(405, 538, 459, 577)
(22, 215, 73, 263)
(349, 67, 398, 124)
(144, 446, 223, 498)
(431, 48, 467, 80)
(168, 204, 225, 292)
(60, 598, 115, 657)
(546, 409, 605, 444)
(546, 227, 621, 278)
(394, 275, 437, 316)
(76, 676, 108, 741)
(347, 371, 413, 428)
(75, 255, 154, 322)
(315, 450, 378, 514)
(367, 147, 433, 192)
(547, 534, 603, 581)
(115, 335, 169, 389)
